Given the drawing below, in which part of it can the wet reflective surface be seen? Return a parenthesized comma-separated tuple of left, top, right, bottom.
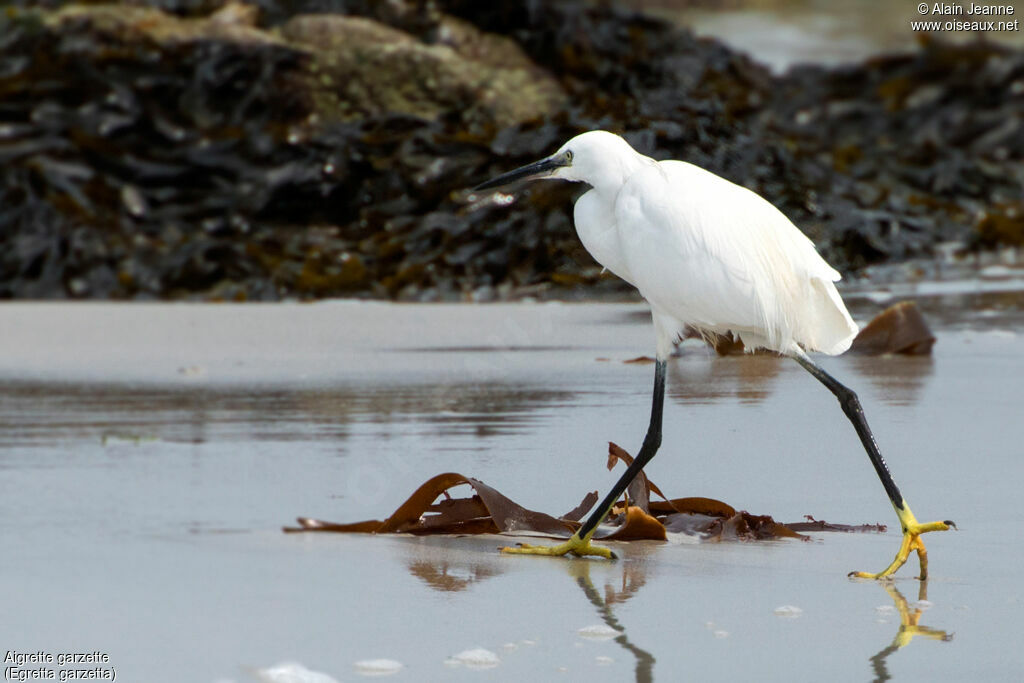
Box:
(1, 294, 1023, 681)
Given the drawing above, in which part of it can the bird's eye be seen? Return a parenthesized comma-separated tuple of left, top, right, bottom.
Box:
(565, 150, 574, 162)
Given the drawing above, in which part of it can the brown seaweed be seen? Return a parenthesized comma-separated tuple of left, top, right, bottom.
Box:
(285, 442, 879, 544)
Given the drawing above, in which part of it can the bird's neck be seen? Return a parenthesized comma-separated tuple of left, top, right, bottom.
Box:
(589, 153, 656, 196)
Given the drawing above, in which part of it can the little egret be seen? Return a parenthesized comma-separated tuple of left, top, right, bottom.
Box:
(475, 131, 953, 579)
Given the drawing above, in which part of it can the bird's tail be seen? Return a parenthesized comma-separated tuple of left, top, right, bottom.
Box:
(806, 276, 859, 355)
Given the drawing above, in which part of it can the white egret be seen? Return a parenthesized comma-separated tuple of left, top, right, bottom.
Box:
(475, 130, 952, 579)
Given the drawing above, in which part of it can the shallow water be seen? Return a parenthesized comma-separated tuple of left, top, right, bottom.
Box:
(1, 289, 1023, 682)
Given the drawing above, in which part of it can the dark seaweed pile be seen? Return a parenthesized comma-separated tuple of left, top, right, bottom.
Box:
(761, 39, 1024, 264)
(1, 1, 1022, 300)
(0, 9, 330, 299)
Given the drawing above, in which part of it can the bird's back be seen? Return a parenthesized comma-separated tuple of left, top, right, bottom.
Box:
(613, 160, 858, 356)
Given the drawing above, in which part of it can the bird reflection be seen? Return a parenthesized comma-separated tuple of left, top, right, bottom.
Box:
(668, 350, 784, 406)
(402, 542, 655, 681)
(406, 559, 501, 593)
(846, 354, 935, 407)
(568, 561, 655, 683)
(401, 540, 504, 592)
(664, 346, 935, 408)
(869, 581, 953, 682)
(400, 540, 953, 683)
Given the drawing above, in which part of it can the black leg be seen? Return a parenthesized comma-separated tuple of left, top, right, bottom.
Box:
(578, 359, 667, 539)
(793, 352, 954, 579)
(792, 353, 905, 511)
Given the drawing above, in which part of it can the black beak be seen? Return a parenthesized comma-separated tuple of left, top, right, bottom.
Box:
(474, 153, 570, 191)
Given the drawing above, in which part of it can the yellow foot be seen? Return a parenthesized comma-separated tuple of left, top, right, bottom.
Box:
(850, 504, 955, 580)
(500, 533, 617, 559)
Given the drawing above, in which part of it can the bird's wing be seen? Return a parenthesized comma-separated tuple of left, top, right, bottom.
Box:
(615, 161, 857, 354)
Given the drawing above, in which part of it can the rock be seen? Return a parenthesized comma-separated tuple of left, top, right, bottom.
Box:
(849, 301, 936, 355)
(44, 3, 281, 47)
(279, 13, 566, 128)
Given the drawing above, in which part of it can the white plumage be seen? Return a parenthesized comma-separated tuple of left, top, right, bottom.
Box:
(554, 131, 858, 359)
(474, 130, 951, 577)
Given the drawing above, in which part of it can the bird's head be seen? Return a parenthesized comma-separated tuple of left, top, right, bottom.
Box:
(475, 131, 646, 193)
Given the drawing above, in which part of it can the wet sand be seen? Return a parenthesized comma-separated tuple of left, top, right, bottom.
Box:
(1, 290, 1022, 682)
